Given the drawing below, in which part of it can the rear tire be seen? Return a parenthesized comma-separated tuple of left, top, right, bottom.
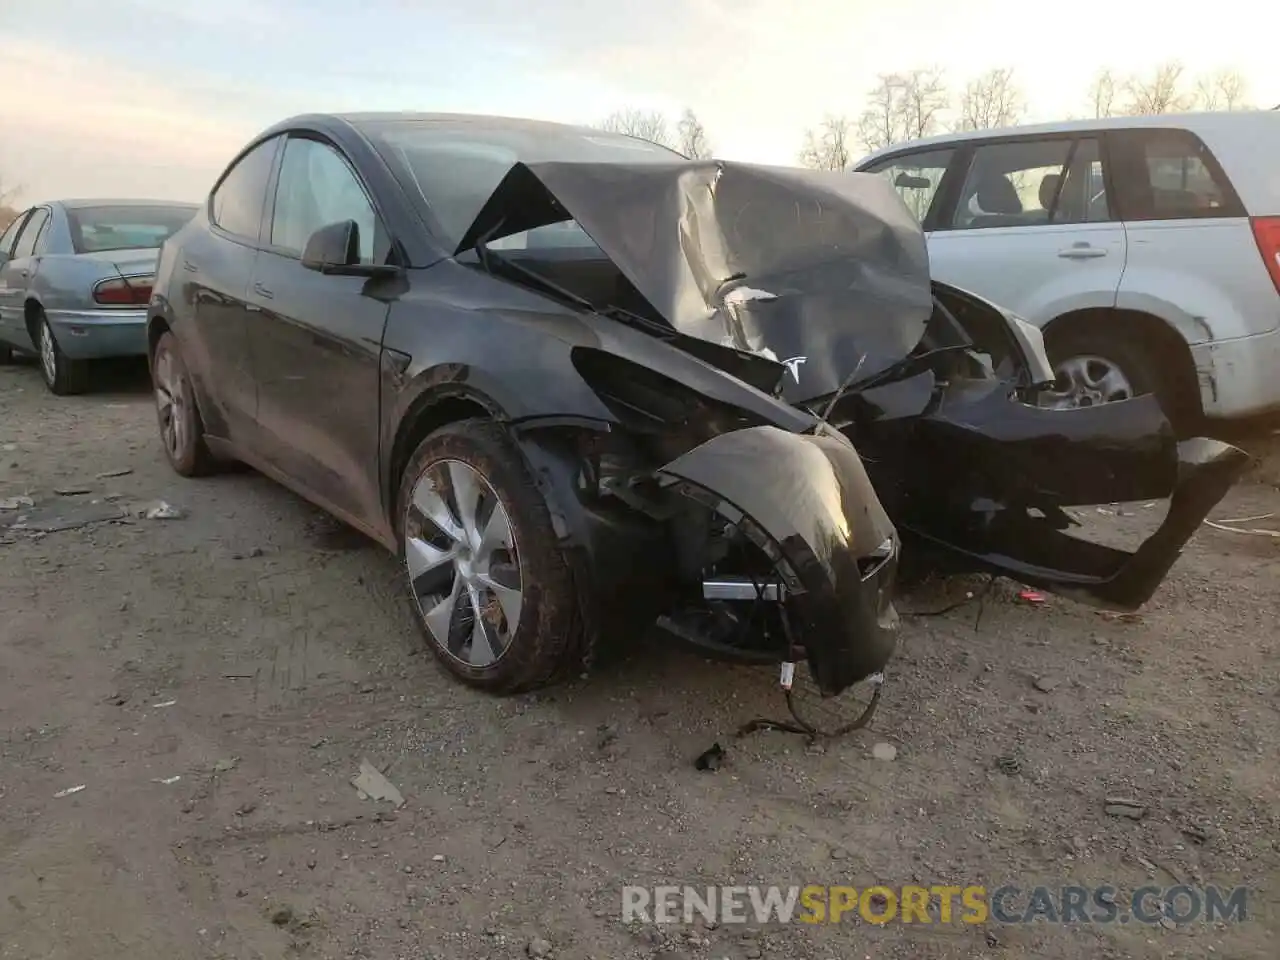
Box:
(151, 331, 217, 477)
(396, 418, 580, 694)
(1041, 327, 1160, 407)
(35, 311, 90, 395)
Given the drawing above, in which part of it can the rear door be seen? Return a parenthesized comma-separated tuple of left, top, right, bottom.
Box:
(182, 134, 283, 443)
(246, 133, 393, 530)
(922, 134, 1127, 327)
(1107, 127, 1274, 339)
(0, 209, 34, 347)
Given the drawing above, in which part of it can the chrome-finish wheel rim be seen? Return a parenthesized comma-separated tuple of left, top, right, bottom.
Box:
(1039, 354, 1134, 410)
(153, 347, 187, 461)
(404, 459, 523, 668)
(39, 321, 57, 385)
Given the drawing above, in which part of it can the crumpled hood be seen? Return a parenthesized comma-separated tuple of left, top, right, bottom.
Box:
(455, 159, 936, 399)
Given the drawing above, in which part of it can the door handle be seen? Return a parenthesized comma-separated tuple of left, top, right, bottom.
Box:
(252, 281, 274, 300)
(1057, 244, 1107, 260)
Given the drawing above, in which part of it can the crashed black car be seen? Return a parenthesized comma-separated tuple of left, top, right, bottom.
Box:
(147, 112, 1247, 701)
(146, 113, 899, 699)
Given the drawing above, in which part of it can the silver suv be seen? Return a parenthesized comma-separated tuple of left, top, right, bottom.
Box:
(855, 111, 1280, 427)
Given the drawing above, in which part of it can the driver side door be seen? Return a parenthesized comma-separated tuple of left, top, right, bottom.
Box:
(246, 133, 395, 533)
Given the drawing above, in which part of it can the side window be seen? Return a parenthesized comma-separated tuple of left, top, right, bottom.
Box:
(11, 208, 50, 259)
(211, 136, 281, 240)
(1109, 129, 1241, 221)
(1047, 138, 1111, 225)
(270, 137, 381, 264)
(950, 139, 1075, 230)
(0, 209, 31, 255)
(862, 149, 954, 223)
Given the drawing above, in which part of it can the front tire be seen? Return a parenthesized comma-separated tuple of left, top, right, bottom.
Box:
(36, 311, 90, 395)
(151, 331, 217, 476)
(396, 419, 580, 694)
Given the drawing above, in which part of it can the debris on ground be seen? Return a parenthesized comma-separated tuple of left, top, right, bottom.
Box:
(96, 468, 133, 479)
(151, 776, 181, 785)
(351, 758, 406, 807)
(1097, 611, 1144, 624)
(694, 742, 725, 771)
(0, 496, 34, 510)
(9, 502, 127, 533)
(526, 936, 553, 958)
(1018, 589, 1047, 605)
(995, 756, 1021, 776)
(871, 742, 898, 761)
(1033, 675, 1062, 693)
(212, 758, 239, 774)
(141, 501, 183, 520)
(1104, 799, 1147, 820)
(54, 485, 92, 496)
(53, 785, 86, 798)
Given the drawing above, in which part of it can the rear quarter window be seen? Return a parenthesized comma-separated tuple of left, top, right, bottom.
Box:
(1107, 128, 1245, 221)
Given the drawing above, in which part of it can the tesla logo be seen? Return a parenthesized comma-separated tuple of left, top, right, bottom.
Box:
(782, 356, 807, 383)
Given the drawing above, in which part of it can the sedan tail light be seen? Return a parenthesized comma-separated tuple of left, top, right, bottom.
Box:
(1250, 217, 1280, 295)
(93, 274, 155, 306)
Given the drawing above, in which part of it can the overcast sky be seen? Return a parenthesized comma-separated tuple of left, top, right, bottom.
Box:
(3, 0, 1277, 203)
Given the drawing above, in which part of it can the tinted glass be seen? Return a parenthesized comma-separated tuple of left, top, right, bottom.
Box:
(363, 120, 681, 249)
(861, 148, 954, 223)
(1110, 129, 1240, 220)
(12, 208, 49, 258)
(951, 138, 1073, 230)
(270, 137, 380, 263)
(0, 210, 29, 254)
(67, 205, 196, 254)
(211, 136, 280, 240)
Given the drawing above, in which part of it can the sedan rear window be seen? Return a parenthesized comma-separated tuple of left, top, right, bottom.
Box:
(67, 205, 197, 254)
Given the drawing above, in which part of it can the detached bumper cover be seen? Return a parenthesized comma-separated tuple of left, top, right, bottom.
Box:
(857, 385, 1251, 610)
(657, 425, 900, 695)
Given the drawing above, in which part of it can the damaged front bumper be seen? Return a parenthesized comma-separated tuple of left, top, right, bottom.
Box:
(655, 425, 901, 695)
(512, 419, 901, 697)
(854, 381, 1251, 610)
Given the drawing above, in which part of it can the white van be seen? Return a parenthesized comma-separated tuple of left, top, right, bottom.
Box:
(854, 112, 1280, 426)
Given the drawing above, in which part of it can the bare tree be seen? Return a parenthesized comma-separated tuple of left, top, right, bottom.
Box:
(598, 108, 675, 148)
(1195, 68, 1251, 110)
(855, 74, 907, 152)
(1122, 61, 1195, 115)
(798, 116, 855, 171)
(0, 175, 20, 230)
(899, 67, 950, 140)
(1087, 68, 1118, 118)
(954, 67, 1024, 131)
(676, 108, 713, 159)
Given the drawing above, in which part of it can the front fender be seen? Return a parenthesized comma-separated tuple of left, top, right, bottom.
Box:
(657, 425, 900, 696)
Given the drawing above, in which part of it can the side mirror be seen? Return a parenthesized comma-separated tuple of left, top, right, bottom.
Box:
(894, 173, 932, 189)
(301, 220, 362, 274)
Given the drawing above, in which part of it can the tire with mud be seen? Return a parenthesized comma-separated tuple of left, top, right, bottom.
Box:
(396, 419, 581, 694)
(151, 331, 217, 477)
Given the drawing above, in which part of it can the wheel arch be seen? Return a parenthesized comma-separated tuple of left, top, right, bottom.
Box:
(1041, 306, 1202, 423)
(23, 297, 44, 344)
(385, 387, 506, 532)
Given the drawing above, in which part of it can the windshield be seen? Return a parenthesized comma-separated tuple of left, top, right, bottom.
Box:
(67, 205, 197, 254)
(361, 118, 681, 251)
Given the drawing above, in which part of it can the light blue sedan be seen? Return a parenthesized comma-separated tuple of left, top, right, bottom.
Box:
(0, 198, 198, 394)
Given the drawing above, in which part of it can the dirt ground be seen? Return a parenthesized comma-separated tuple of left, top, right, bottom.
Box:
(1, 357, 1277, 960)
